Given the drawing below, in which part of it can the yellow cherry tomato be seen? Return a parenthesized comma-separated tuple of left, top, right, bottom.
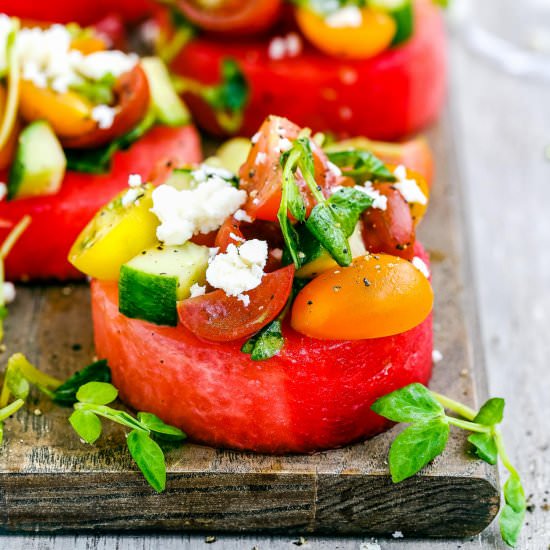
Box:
(69, 185, 160, 281)
(296, 7, 396, 59)
(291, 253, 433, 340)
(0, 85, 20, 171)
(70, 35, 108, 55)
(18, 80, 97, 139)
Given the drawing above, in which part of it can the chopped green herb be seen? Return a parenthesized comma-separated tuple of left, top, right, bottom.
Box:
(241, 319, 284, 361)
(70, 73, 116, 105)
(372, 384, 525, 547)
(326, 149, 396, 182)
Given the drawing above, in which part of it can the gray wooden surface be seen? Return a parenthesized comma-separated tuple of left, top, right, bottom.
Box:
(1, 30, 549, 550)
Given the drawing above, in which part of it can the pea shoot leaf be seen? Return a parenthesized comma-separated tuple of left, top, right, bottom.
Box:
(473, 397, 505, 426)
(69, 409, 102, 444)
(76, 382, 118, 406)
(126, 430, 166, 493)
(137, 412, 187, 441)
(467, 432, 498, 465)
(500, 474, 526, 547)
(6, 365, 29, 401)
(388, 418, 450, 483)
(242, 319, 284, 361)
(326, 149, 396, 182)
(371, 383, 445, 423)
(53, 359, 111, 405)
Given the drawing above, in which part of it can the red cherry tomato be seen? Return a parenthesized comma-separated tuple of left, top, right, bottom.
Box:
(176, 0, 282, 35)
(61, 65, 150, 149)
(214, 216, 244, 252)
(239, 116, 337, 221)
(177, 264, 295, 342)
(361, 183, 415, 260)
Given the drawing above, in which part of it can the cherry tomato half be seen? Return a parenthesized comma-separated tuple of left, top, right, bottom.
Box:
(361, 183, 416, 260)
(214, 216, 244, 252)
(176, 0, 282, 35)
(239, 115, 337, 221)
(291, 253, 433, 340)
(296, 6, 396, 59)
(178, 264, 295, 342)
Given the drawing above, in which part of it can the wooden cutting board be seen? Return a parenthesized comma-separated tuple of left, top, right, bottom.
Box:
(0, 112, 500, 536)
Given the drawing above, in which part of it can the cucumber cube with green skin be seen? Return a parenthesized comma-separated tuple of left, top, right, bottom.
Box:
(141, 57, 190, 127)
(119, 242, 209, 326)
(8, 120, 67, 200)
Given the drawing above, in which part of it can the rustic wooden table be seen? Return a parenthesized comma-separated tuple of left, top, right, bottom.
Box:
(2, 30, 549, 550)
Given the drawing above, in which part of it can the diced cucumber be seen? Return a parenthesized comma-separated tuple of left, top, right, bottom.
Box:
(164, 168, 195, 190)
(141, 57, 190, 127)
(68, 184, 159, 280)
(215, 137, 251, 175)
(370, 0, 414, 46)
(8, 121, 66, 200)
(119, 242, 209, 326)
(296, 222, 367, 278)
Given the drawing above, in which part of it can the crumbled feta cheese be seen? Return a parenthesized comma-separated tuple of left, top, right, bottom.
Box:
(91, 104, 117, 129)
(251, 132, 261, 144)
(192, 164, 235, 183)
(236, 294, 250, 307)
(268, 37, 286, 61)
(392, 531, 404, 539)
(128, 174, 142, 188)
(412, 256, 430, 278)
(393, 165, 427, 205)
(77, 50, 137, 81)
(151, 178, 247, 246)
(326, 6, 363, 28)
(285, 32, 302, 57)
(327, 161, 342, 177)
(121, 187, 141, 207)
(2, 281, 15, 304)
(206, 240, 268, 301)
(233, 209, 252, 223)
(229, 232, 245, 243)
(189, 283, 206, 298)
(0, 182, 7, 201)
(255, 151, 267, 165)
(276, 137, 292, 153)
(432, 349, 443, 364)
(208, 247, 219, 259)
(268, 33, 302, 60)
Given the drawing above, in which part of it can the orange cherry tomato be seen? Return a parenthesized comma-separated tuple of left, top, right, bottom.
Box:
(291, 253, 433, 340)
(0, 85, 20, 171)
(178, 264, 295, 342)
(296, 6, 396, 59)
(239, 115, 337, 221)
(177, 0, 282, 35)
(361, 183, 415, 260)
(70, 34, 108, 55)
(61, 65, 150, 149)
(388, 165, 430, 226)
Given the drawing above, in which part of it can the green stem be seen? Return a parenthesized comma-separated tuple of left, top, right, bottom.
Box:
(0, 398, 24, 421)
(75, 403, 148, 433)
(494, 428, 519, 479)
(432, 391, 477, 421)
(447, 417, 491, 433)
(300, 159, 325, 204)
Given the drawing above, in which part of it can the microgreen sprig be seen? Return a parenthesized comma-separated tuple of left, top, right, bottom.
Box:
(70, 381, 186, 492)
(372, 384, 525, 547)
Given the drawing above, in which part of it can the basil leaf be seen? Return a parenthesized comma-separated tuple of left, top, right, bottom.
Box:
(126, 430, 166, 493)
(242, 319, 284, 361)
(53, 359, 111, 406)
(69, 409, 102, 444)
(306, 202, 351, 266)
(327, 149, 396, 182)
(6, 365, 29, 401)
(327, 187, 374, 236)
(137, 412, 187, 441)
(468, 432, 498, 465)
(203, 58, 249, 113)
(499, 474, 526, 547)
(388, 418, 450, 483)
(76, 382, 118, 405)
(473, 397, 505, 426)
(371, 383, 445, 424)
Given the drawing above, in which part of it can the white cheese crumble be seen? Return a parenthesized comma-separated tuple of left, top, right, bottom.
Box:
(275, 137, 292, 153)
(268, 33, 303, 60)
(327, 161, 342, 177)
(91, 104, 117, 129)
(412, 256, 430, 279)
(393, 165, 427, 205)
(76, 50, 137, 81)
(255, 151, 267, 165)
(0, 182, 6, 201)
(128, 174, 142, 188)
(432, 349, 443, 364)
(325, 5, 363, 28)
(2, 281, 15, 304)
(206, 240, 268, 304)
(251, 132, 261, 144)
(237, 294, 250, 307)
(233, 209, 252, 223)
(121, 188, 141, 207)
(151, 177, 246, 246)
(189, 283, 206, 298)
(229, 232, 245, 243)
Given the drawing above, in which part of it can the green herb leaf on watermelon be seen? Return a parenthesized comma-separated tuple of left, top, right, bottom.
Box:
(326, 149, 396, 182)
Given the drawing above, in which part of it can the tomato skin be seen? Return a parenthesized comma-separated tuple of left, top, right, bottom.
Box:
(239, 116, 337, 221)
(1, 0, 155, 25)
(362, 183, 416, 260)
(171, 0, 446, 139)
(214, 216, 243, 252)
(176, 0, 282, 35)
(178, 264, 295, 342)
(91, 242, 432, 453)
(0, 125, 201, 281)
(61, 66, 151, 149)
